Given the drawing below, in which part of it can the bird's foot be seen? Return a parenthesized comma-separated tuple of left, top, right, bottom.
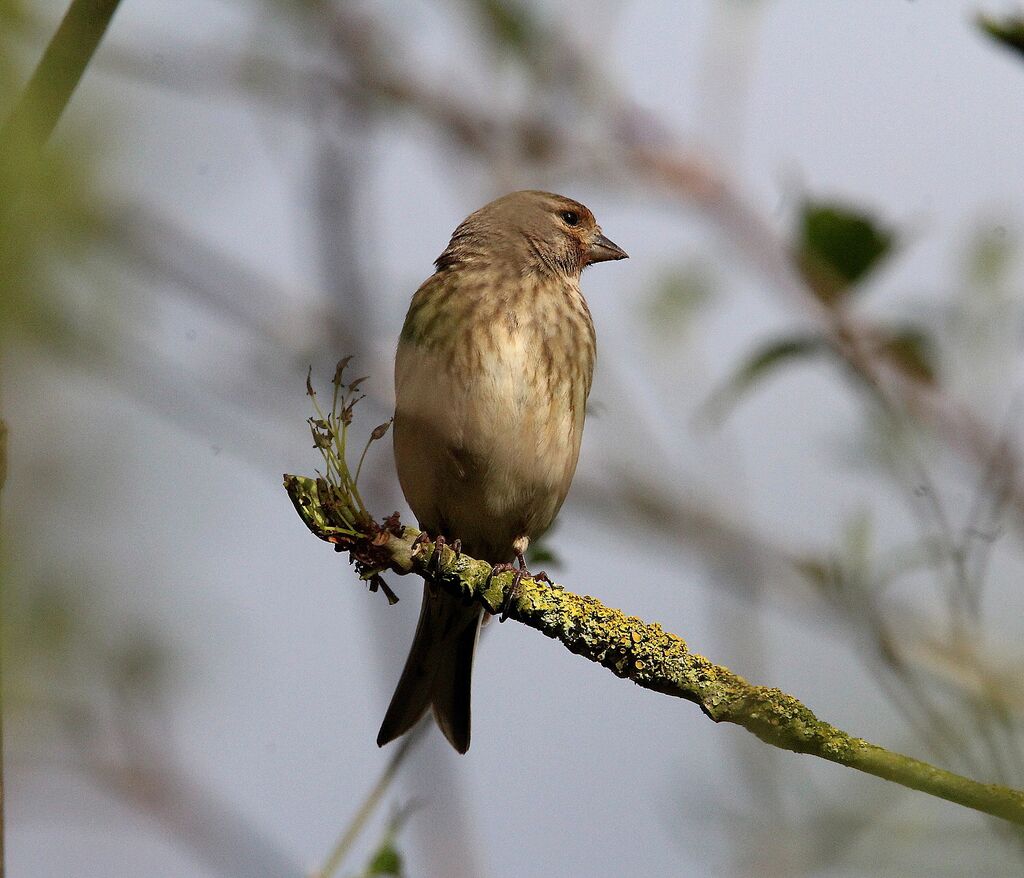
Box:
(515, 551, 551, 585)
(430, 534, 448, 577)
(490, 562, 523, 623)
(493, 553, 550, 622)
(410, 531, 452, 578)
(411, 531, 430, 556)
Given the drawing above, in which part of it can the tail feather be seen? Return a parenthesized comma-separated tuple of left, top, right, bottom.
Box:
(377, 584, 482, 754)
(429, 603, 479, 753)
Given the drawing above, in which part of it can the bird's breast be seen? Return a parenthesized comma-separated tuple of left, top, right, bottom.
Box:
(394, 272, 595, 558)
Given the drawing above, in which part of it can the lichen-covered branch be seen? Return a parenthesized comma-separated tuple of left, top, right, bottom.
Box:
(284, 471, 1024, 828)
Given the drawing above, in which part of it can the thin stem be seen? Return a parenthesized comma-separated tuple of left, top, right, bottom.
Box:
(338, 418, 368, 519)
(307, 390, 353, 506)
(1, 0, 124, 148)
(352, 431, 377, 490)
(314, 720, 424, 878)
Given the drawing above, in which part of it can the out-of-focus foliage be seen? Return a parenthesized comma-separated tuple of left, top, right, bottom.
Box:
(524, 519, 560, 569)
(977, 12, 1024, 60)
(709, 198, 937, 418)
(797, 200, 896, 302)
(345, 807, 413, 878)
(1, 0, 173, 858)
(879, 326, 938, 386)
(0, 1, 105, 351)
(1, 0, 113, 675)
(360, 839, 402, 877)
(644, 263, 716, 340)
(703, 334, 828, 420)
(967, 224, 1017, 289)
(471, 0, 541, 58)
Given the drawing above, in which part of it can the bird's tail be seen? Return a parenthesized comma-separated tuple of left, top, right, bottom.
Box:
(377, 583, 482, 754)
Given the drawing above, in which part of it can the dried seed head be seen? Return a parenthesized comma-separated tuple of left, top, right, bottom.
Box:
(332, 356, 353, 387)
(370, 420, 393, 441)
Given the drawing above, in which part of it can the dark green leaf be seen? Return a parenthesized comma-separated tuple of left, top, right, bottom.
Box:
(526, 521, 560, 570)
(978, 13, 1024, 60)
(471, 0, 540, 55)
(526, 545, 559, 568)
(703, 335, 829, 421)
(797, 201, 895, 301)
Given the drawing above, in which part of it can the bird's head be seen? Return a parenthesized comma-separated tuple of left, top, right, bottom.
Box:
(436, 190, 627, 278)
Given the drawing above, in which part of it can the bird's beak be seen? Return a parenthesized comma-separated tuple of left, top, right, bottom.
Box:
(587, 232, 629, 264)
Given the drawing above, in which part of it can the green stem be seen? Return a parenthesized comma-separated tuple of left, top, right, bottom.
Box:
(283, 473, 1024, 829)
(1, 0, 125, 148)
(315, 721, 424, 878)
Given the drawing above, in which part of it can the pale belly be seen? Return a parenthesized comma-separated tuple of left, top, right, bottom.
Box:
(393, 332, 586, 563)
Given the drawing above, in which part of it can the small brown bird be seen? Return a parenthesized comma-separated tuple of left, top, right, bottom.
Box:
(377, 190, 627, 753)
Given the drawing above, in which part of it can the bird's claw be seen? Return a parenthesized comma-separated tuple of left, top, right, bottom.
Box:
(490, 562, 523, 623)
(411, 531, 430, 557)
(411, 531, 450, 579)
(492, 553, 550, 622)
(431, 534, 447, 577)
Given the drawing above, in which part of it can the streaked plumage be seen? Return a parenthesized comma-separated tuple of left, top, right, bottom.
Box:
(377, 190, 627, 753)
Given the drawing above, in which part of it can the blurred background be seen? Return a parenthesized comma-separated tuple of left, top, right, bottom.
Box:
(4, 0, 1024, 875)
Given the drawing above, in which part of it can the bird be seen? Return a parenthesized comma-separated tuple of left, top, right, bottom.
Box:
(377, 190, 627, 753)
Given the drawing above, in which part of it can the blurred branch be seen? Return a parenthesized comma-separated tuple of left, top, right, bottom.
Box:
(86, 755, 304, 878)
(1, 0, 123, 148)
(573, 473, 813, 608)
(10, 671, 304, 876)
(977, 12, 1024, 61)
(108, 202, 344, 350)
(283, 471, 1024, 829)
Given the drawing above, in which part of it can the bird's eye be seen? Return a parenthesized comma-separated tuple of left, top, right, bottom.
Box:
(560, 210, 581, 227)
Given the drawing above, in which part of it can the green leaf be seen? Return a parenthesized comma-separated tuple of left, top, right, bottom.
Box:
(977, 13, 1024, 60)
(470, 0, 540, 55)
(703, 335, 829, 421)
(797, 201, 895, 302)
(526, 545, 559, 567)
(365, 842, 402, 876)
(526, 520, 561, 570)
